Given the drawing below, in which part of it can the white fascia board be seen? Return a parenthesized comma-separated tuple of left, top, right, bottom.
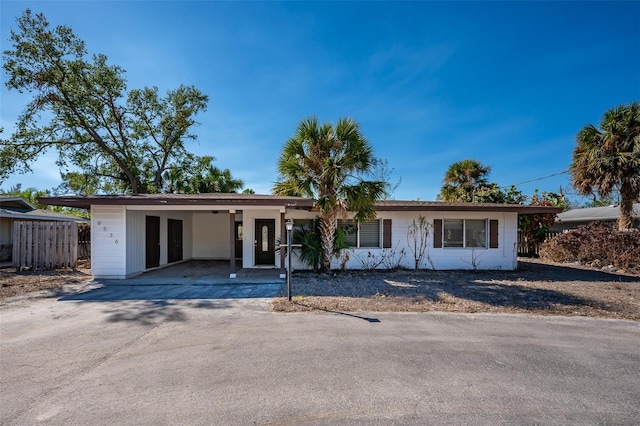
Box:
(124, 204, 285, 211)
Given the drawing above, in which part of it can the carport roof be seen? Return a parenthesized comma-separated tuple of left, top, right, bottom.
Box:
(39, 194, 561, 214)
(39, 193, 316, 210)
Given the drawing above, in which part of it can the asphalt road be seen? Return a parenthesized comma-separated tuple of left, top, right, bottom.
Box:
(1, 283, 639, 425)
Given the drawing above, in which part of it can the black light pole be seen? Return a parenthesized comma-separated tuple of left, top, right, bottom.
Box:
(286, 219, 293, 301)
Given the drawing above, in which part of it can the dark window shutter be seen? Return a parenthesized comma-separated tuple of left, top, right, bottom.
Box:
(382, 219, 392, 248)
(433, 219, 443, 248)
(489, 220, 499, 248)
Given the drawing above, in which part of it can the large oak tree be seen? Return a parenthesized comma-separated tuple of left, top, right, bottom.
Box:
(2, 9, 239, 195)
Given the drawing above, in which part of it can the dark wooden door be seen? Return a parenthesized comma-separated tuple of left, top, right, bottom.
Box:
(168, 218, 183, 263)
(235, 222, 243, 259)
(255, 219, 275, 265)
(145, 215, 160, 268)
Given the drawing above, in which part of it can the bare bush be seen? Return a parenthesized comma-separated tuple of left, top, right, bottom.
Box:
(540, 222, 640, 273)
(354, 245, 406, 271)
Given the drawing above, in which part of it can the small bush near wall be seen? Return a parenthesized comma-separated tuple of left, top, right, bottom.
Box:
(540, 221, 640, 274)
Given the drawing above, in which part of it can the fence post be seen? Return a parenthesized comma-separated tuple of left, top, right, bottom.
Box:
(12, 221, 20, 271)
(72, 222, 78, 268)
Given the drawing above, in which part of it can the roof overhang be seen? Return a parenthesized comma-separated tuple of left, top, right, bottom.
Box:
(0, 196, 37, 210)
(0, 210, 89, 222)
(373, 201, 562, 215)
(39, 194, 316, 210)
(39, 194, 562, 215)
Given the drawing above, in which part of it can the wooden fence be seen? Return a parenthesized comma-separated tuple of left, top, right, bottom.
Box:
(12, 221, 79, 270)
(78, 223, 91, 260)
(517, 231, 562, 257)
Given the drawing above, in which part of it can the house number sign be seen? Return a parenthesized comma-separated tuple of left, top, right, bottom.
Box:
(97, 221, 118, 244)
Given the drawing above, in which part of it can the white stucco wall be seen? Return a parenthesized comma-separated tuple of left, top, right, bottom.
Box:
(192, 212, 235, 259)
(90, 202, 520, 278)
(286, 211, 519, 271)
(241, 209, 283, 268)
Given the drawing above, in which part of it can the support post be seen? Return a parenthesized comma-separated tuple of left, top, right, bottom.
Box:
(280, 212, 286, 279)
(229, 210, 236, 278)
(286, 220, 293, 301)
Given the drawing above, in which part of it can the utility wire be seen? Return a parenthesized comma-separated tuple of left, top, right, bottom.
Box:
(511, 170, 569, 186)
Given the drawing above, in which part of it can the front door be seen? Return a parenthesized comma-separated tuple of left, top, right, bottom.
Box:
(167, 218, 183, 263)
(145, 215, 160, 269)
(255, 219, 275, 265)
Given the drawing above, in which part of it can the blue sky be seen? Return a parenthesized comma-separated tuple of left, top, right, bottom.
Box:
(1, 1, 639, 203)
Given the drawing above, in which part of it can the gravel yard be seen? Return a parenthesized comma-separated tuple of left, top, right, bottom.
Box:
(2, 259, 638, 321)
(272, 258, 640, 321)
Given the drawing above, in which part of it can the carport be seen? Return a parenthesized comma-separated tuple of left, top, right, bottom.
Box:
(39, 194, 315, 280)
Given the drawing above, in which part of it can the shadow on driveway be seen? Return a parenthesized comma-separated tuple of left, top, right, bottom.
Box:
(56, 282, 283, 325)
(60, 282, 284, 302)
(54, 263, 285, 324)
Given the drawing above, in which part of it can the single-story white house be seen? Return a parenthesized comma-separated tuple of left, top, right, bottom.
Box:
(40, 193, 560, 279)
(0, 196, 89, 262)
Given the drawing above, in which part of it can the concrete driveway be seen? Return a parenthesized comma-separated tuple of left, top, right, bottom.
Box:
(1, 283, 639, 425)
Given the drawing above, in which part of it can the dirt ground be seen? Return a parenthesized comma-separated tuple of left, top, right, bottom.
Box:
(0, 261, 91, 299)
(1, 259, 639, 321)
(272, 258, 640, 321)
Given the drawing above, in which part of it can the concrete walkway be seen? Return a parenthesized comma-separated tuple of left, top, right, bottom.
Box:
(1, 289, 639, 425)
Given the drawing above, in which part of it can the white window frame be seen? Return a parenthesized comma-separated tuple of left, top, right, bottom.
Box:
(443, 219, 488, 249)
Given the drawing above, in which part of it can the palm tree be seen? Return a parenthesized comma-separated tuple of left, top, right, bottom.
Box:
(439, 159, 491, 202)
(571, 102, 640, 230)
(273, 116, 385, 272)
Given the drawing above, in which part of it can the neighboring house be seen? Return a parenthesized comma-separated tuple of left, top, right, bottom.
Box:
(40, 194, 560, 279)
(0, 196, 89, 261)
(552, 204, 640, 232)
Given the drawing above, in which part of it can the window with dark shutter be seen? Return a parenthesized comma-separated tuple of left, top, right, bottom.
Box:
(489, 220, 499, 248)
(383, 219, 392, 248)
(359, 220, 380, 247)
(433, 219, 443, 248)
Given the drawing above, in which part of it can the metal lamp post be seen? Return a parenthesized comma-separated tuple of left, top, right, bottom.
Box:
(285, 219, 293, 301)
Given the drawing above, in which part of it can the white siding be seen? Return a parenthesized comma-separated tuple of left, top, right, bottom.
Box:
(125, 210, 194, 277)
(192, 212, 233, 259)
(91, 205, 127, 278)
(126, 210, 145, 276)
(287, 210, 519, 271)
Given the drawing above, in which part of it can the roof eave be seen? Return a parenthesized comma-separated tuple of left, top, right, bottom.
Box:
(39, 196, 316, 210)
(39, 196, 561, 215)
(374, 204, 562, 214)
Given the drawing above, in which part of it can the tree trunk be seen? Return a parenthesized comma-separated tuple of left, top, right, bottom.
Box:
(618, 182, 636, 230)
(319, 215, 336, 272)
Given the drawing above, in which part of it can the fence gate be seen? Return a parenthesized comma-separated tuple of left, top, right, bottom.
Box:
(12, 221, 79, 270)
(517, 231, 561, 257)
